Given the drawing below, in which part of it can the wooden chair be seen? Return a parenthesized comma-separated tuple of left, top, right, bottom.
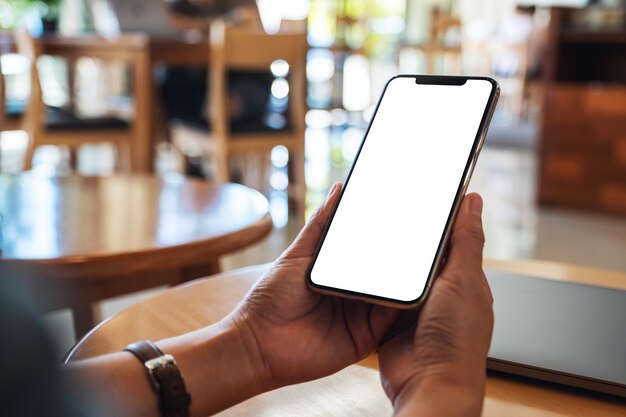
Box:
(174, 21, 308, 216)
(398, 6, 462, 74)
(488, 39, 530, 122)
(0, 52, 25, 132)
(14, 32, 149, 172)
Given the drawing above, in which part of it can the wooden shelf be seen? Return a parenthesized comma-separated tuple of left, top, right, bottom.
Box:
(539, 8, 626, 215)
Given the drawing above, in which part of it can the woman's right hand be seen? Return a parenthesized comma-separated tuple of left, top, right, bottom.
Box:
(378, 193, 494, 417)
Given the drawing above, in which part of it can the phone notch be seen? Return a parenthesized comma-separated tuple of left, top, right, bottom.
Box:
(414, 75, 467, 86)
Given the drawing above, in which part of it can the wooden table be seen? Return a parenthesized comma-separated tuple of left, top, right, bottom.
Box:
(0, 173, 271, 336)
(66, 260, 626, 416)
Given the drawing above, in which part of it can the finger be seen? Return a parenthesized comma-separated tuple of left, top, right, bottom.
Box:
(379, 309, 419, 345)
(369, 305, 400, 345)
(284, 182, 343, 258)
(445, 193, 485, 273)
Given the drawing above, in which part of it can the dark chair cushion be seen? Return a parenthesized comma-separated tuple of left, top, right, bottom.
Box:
(5, 99, 27, 118)
(45, 107, 130, 131)
(173, 116, 292, 135)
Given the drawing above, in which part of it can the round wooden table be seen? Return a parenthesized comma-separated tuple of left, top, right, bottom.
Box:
(66, 261, 626, 416)
(0, 173, 272, 336)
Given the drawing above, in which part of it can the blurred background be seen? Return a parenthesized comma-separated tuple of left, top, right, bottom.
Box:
(1, 0, 625, 352)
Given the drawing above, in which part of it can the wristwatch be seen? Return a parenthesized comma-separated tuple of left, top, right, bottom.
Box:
(124, 341, 192, 417)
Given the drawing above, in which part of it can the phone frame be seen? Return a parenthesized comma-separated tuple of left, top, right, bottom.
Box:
(306, 75, 500, 309)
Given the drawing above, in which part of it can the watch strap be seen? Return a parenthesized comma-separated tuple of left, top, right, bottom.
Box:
(124, 341, 192, 417)
(125, 340, 162, 369)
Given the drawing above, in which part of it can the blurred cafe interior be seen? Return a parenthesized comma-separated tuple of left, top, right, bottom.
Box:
(0, 0, 625, 414)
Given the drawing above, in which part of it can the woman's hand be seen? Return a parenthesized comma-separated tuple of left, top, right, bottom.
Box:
(229, 183, 399, 389)
(378, 193, 494, 417)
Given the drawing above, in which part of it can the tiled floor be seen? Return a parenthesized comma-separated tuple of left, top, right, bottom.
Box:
(2, 122, 626, 357)
(471, 147, 626, 272)
(218, 143, 626, 274)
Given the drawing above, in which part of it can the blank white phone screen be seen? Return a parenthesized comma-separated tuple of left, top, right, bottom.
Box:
(310, 77, 493, 302)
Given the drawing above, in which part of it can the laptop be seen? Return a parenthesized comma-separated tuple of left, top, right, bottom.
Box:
(486, 269, 626, 397)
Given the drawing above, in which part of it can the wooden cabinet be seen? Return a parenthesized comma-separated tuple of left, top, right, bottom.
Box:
(539, 8, 626, 215)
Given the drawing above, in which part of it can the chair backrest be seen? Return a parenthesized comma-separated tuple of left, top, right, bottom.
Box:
(209, 20, 308, 142)
(13, 32, 43, 138)
(430, 7, 461, 44)
(0, 53, 6, 126)
(212, 21, 307, 69)
(0, 32, 27, 130)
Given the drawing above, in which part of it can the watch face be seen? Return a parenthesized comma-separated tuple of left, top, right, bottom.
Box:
(145, 354, 177, 371)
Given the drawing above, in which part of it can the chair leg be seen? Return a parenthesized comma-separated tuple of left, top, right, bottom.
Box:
(290, 146, 306, 220)
(118, 142, 133, 173)
(213, 148, 230, 183)
(258, 153, 270, 195)
(22, 142, 36, 171)
(72, 304, 96, 340)
(67, 146, 79, 172)
(178, 260, 221, 284)
(242, 152, 266, 193)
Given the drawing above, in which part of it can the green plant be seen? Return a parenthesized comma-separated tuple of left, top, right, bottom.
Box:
(14, 0, 62, 20)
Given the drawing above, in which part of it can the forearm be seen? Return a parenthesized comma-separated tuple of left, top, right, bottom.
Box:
(63, 319, 269, 417)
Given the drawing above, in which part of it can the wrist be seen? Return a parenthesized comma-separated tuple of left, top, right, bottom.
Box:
(393, 364, 486, 417)
(227, 315, 277, 391)
(157, 318, 272, 415)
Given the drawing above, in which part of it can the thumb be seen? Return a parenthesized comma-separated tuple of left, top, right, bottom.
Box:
(283, 183, 342, 258)
(444, 193, 485, 273)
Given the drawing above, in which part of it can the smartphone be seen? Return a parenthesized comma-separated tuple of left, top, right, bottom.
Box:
(307, 75, 499, 308)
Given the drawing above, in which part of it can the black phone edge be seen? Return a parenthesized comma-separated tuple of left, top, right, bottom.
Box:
(306, 74, 501, 309)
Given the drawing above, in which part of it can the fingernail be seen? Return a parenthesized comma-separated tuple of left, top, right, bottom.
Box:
(469, 194, 483, 216)
(326, 182, 339, 199)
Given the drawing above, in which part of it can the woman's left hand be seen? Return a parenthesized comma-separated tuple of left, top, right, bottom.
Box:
(229, 183, 398, 389)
